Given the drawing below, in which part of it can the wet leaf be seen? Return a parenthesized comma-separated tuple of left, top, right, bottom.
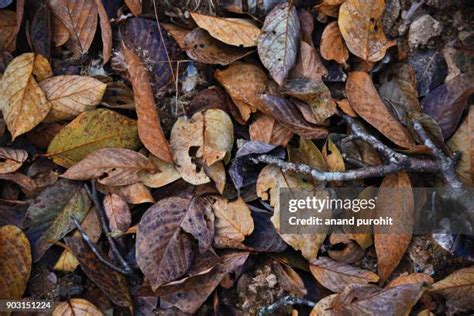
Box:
(215, 62, 268, 121)
(139, 154, 181, 188)
(136, 194, 214, 290)
(0, 10, 16, 52)
(0, 147, 27, 174)
(65, 236, 132, 308)
(170, 109, 233, 185)
(190, 12, 261, 47)
(212, 197, 254, 248)
(320, 21, 349, 64)
(47, 0, 98, 56)
(421, 73, 474, 138)
(258, 3, 300, 85)
(61, 148, 155, 186)
(47, 108, 140, 168)
(346, 71, 416, 148)
(408, 50, 448, 97)
(52, 298, 103, 316)
(250, 113, 293, 147)
(40, 75, 107, 121)
(374, 172, 414, 281)
(310, 256, 379, 293)
(430, 266, 474, 310)
(339, 0, 391, 62)
(184, 28, 253, 66)
(25, 179, 91, 260)
(122, 43, 173, 163)
(103, 193, 131, 233)
(0, 53, 52, 140)
(0, 225, 31, 300)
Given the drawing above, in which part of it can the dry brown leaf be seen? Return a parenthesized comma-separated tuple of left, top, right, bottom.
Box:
(190, 12, 261, 47)
(291, 41, 328, 82)
(430, 266, 474, 310)
(346, 71, 416, 148)
(122, 43, 173, 163)
(40, 75, 107, 121)
(139, 154, 181, 188)
(61, 148, 155, 186)
(273, 261, 307, 297)
(215, 62, 268, 121)
(375, 172, 414, 282)
(250, 113, 294, 147)
(103, 193, 131, 233)
(387, 273, 434, 288)
(310, 257, 379, 293)
(52, 298, 103, 316)
(0, 53, 52, 140)
(94, 0, 112, 63)
(315, 0, 346, 17)
(339, 0, 392, 62)
(97, 182, 154, 204)
(47, 0, 98, 56)
(0, 147, 27, 174)
(203, 161, 226, 194)
(336, 99, 357, 117)
(320, 22, 349, 64)
(310, 294, 338, 315)
(0, 10, 16, 52)
(51, 16, 69, 47)
(212, 197, 254, 248)
(162, 23, 190, 49)
(125, 0, 142, 16)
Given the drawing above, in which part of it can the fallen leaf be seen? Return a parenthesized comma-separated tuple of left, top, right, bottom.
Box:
(103, 193, 131, 233)
(258, 3, 300, 85)
(97, 182, 154, 204)
(215, 62, 268, 121)
(375, 172, 414, 281)
(250, 113, 294, 147)
(430, 266, 474, 310)
(122, 43, 173, 163)
(322, 137, 345, 173)
(407, 50, 448, 97)
(51, 15, 69, 47)
(273, 261, 307, 296)
(447, 106, 473, 186)
(0, 147, 27, 174)
(52, 298, 103, 316)
(124, 0, 141, 16)
(54, 249, 80, 272)
(0, 172, 37, 194)
(315, 0, 346, 17)
(0, 225, 31, 300)
(162, 22, 190, 49)
(65, 236, 133, 308)
(61, 148, 155, 186)
(0, 53, 52, 140)
(101, 81, 135, 110)
(310, 294, 338, 316)
(139, 154, 181, 188)
(30, 3, 52, 59)
(339, 0, 391, 62)
(288, 138, 326, 171)
(25, 179, 91, 260)
(320, 22, 349, 64)
(387, 273, 434, 288)
(336, 99, 357, 117)
(170, 109, 233, 185)
(0, 10, 16, 52)
(310, 256, 379, 293)
(190, 12, 261, 47)
(46, 108, 140, 168)
(94, 0, 112, 63)
(421, 73, 474, 138)
(346, 71, 416, 148)
(39, 75, 107, 121)
(47, 0, 98, 56)
(204, 161, 226, 194)
(136, 194, 214, 290)
(291, 40, 328, 82)
(73, 206, 102, 243)
(184, 28, 253, 65)
(212, 197, 254, 248)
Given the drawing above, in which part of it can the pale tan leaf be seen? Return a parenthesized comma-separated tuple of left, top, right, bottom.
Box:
(52, 298, 103, 316)
(310, 294, 338, 316)
(387, 273, 434, 288)
(139, 154, 181, 188)
(54, 249, 80, 272)
(97, 182, 154, 204)
(320, 22, 349, 64)
(430, 266, 474, 310)
(203, 161, 226, 194)
(191, 12, 261, 47)
(250, 113, 293, 147)
(40, 75, 107, 121)
(0, 147, 27, 174)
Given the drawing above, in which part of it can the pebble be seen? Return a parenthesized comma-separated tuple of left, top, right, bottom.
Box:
(408, 14, 443, 49)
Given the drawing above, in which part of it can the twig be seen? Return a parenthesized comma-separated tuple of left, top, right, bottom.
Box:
(71, 216, 131, 275)
(257, 296, 315, 316)
(84, 182, 133, 275)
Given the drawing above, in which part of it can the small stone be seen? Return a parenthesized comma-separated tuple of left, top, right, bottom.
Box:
(408, 14, 442, 49)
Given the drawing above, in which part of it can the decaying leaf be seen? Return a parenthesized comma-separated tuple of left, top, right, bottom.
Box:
(94, 0, 112, 63)
(0, 53, 52, 140)
(273, 260, 307, 296)
(250, 113, 294, 147)
(61, 148, 155, 186)
(288, 138, 326, 171)
(407, 50, 448, 97)
(103, 193, 132, 233)
(339, 0, 392, 62)
(25, 179, 91, 260)
(136, 194, 214, 290)
(0, 10, 16, 52)
(215, 62, 268, 121)
(124, 0, 141, 16)
(320, 22, 349, 64)
(40, 75, 107, 121)
(0, 147, 27, 174)
(170, 109, 233, 185)
(47, 108, 140, 168)
(122, 43, 173, 163)
(387, 272, 434, 288)
(346, 71, 416, 148)
(258, 3, 300, 85)
(375, 172, 414, 281)
(139, 154, 181, 188)
(310, 256, 379, 293)
(291, 41, 328, 82)
(0, 225, 32, 300)
(430, 266, 474, 310)
(190, 12, 261, 47)
(52, 298, 103, 316)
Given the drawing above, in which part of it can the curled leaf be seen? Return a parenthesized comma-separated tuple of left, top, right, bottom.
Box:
(320, 21, 349, 64)
(0, 147, 27, 174)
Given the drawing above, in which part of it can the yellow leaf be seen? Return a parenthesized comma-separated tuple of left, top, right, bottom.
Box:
(213, 197, 254, 247)
(322, 137, 345, 172)
(53, 298, 103, 316)
(54, 249, 80, 272)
